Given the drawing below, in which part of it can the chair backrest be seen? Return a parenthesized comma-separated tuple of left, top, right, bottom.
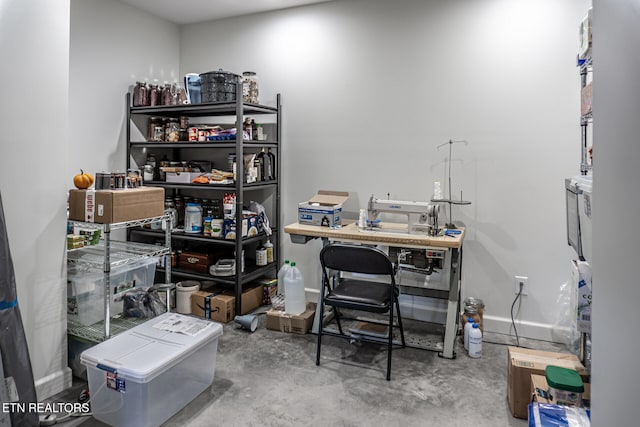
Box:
(320, 243, 395, 277)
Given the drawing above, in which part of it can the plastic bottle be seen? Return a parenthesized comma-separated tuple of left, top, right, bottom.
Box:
(284, 262, 306, 315)
(468, 323, 482, 358)
(463, 316, 475, 350)
(277, 260, 291, 296)
(264, 239, 274, 263)
(267, 148, 276, 180)
(358, 208, 366, 228)
(184, 203, 203, 234)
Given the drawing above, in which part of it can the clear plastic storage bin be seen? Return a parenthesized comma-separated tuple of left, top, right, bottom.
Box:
(67, 258, 158, 326)
(80, 313, 223, 427)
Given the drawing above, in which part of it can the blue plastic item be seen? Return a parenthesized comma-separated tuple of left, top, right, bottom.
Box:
(528, 403, 590, 427)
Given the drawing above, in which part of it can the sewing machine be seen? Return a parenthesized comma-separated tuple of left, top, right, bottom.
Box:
(367, 195, 440, 236)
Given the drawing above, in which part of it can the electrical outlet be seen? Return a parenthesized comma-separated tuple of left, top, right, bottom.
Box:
(515, 276, 528, 296)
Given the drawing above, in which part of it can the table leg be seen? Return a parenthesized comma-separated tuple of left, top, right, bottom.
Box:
(441, 248, 461, 359)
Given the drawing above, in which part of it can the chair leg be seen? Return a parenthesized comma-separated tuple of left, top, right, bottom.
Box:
(387, 302, 394, 381)
(395, 295, 406, 347)
(334, 306, 344, 335)
(316, 299, 325, 366)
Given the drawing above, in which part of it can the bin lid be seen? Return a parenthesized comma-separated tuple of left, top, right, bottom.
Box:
(545, 365, 584, 393)
(80, 313, 223, 383)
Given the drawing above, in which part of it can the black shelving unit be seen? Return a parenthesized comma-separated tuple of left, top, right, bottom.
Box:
(126, 87, 281, 316)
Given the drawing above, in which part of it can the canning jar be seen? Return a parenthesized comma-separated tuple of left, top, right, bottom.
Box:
(173, 196, 185, 227)
(162, 82, 173, 105)
(165, 118, 180, 142)
(242, 71, 259, 104)
(463, 297, 485, 332)
(162, 197, 178, 231)
(149, 83, 160, 106)
(147, 117, 163, 142)
(133, 81, 148, 106)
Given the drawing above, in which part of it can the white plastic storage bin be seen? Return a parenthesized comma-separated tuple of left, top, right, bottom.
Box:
(398, 294, 447, 324)
(67, 258, 158, 326)
(80, 313, 223, 427)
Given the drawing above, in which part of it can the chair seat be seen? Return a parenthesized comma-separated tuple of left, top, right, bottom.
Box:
(325, 279, 391, 313)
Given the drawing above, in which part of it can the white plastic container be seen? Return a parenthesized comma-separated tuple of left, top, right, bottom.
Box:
(175, 281, 200, 314)
(80, 313, 223, 427)
(277, 260, 291, 296)
(463, 316, 475, 351)
(284, 262, 305, 315)
(468, 323, 482, 358)
(184, 203, 203, 234)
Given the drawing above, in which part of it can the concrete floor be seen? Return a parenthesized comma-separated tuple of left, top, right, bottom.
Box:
(54, 314, 564, 427)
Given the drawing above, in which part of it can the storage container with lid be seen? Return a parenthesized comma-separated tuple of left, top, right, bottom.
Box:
(80, 313, 223, 427)
(545, 365, 584, 407)
(199, 69, 241, 102)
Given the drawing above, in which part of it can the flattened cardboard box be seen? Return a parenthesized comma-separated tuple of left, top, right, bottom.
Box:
(191, 285, 263, 323)
(69, 187, 164, 224)
(507, 346, 587, 419)
(266, 303, 316, 334)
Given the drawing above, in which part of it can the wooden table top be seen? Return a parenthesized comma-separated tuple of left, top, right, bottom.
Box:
(284, 221, 464, 249)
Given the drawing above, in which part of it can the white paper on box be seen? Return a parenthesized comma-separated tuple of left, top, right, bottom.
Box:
(84, 190, 95, 222)
(152, 314, 212, 336)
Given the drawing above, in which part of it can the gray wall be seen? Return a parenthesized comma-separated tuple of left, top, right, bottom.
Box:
(180, 0, 588, 340)
(591, 0, 640, 424)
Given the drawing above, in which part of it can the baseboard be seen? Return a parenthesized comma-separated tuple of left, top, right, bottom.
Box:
(483, 315, 567, 343)
(306, 288, 564, 343)
(35, 367, 73, 401)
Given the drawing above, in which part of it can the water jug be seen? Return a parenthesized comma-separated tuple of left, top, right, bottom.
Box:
(284, 262, 306, 315)
(277, 260, 291, 296)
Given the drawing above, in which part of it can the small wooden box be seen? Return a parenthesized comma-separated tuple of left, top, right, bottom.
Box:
(178, 251, 213, 273)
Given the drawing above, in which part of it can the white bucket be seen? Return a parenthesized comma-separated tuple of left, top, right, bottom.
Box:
(176, 281, 200, 314)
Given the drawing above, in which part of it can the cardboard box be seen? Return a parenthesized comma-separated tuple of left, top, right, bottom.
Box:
(165, 171, 201, 183)
(531, 374, 591, 407)
(223, 214, 260, 240)
(178, 251, 214, 274)
(191, 285, 263, 323)
(68, 187, 164, 224)
(298, 190, 348, 227)
(266, 303, 316, 334)
(508, 347, 587, 419)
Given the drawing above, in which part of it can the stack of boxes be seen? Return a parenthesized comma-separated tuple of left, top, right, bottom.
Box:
(507, 347, 590, 426)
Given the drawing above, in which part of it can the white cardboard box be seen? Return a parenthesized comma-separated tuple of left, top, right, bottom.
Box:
(298, 190, 348, 227)
(81, 313, 223, 427)
(165, 171, 201, 183)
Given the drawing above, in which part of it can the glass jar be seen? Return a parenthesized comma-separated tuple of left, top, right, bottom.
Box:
(463, 297, 484, 332)
(133, 81, 148, 107)
(162, 82, 173, 105)
(147, 117, 165, 142)
(173, 196, 185, 228)
(162, 197, 178, 231)
(165, 118, 180, 142)
(242, 71, 259, 104)
(149, 83, 160, 106)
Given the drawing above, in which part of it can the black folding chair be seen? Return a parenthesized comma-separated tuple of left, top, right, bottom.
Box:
(316, 243, 406, 380)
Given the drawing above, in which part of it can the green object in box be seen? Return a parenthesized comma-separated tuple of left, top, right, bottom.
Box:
(545, 365, 585, 393)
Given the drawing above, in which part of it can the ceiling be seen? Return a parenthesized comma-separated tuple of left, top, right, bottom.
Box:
(118, 0, 335, 25)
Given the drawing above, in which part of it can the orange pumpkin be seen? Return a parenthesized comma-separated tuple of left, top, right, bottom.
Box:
(73, 169, 94, 189)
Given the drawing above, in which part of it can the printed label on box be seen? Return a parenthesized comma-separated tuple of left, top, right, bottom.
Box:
(106, 371, 126, 393)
